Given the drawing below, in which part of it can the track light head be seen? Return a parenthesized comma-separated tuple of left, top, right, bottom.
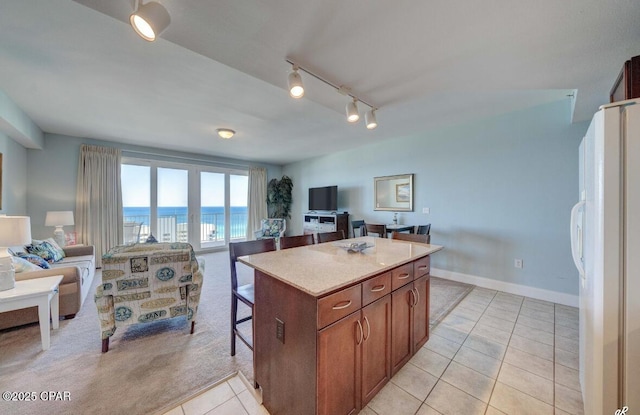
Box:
(365, 109, 378, 130)
(130, 1, 171, 42)
(346, 99, 360, 123)
(288, 67, 304, 98)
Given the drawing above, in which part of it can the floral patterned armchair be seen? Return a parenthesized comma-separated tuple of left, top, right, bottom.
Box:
(254, 218, 286, 241)
(95, 242, 203, 352)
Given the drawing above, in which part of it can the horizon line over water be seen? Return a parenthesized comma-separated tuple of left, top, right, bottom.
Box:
(124, 206, 247, 226)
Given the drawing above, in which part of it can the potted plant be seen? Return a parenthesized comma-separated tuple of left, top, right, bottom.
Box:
(267, 176, 293, 219)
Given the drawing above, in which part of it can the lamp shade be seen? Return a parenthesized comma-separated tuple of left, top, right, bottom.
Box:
(0, 216, 32, 247)
(130, 1, 171, 42)
(45, 211, 74, 227)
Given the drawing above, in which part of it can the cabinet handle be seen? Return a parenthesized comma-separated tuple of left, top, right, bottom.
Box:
(356, 320, 364, 345)
(408, 289, 415, 307)
(397, 273, 410, 280)
(413, 287, 420, 307)
(417, 265, 428, 271)
(370, 285, 386, 292)
(363, 316, 371, 341)
(332, 300, 352, 310)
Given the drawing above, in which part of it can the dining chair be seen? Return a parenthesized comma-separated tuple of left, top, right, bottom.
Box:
(317, 230, 345, 243)
(351, 220, 367, 237)
(229, 238, 276, 356)
(391, 232, 431, 244)
(280, 234, 315, 249)
(365, 223, 387, 238)
(416, 224, 431, 235)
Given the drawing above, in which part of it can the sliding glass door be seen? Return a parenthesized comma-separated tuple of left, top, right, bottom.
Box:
(122, 159, 248, 250)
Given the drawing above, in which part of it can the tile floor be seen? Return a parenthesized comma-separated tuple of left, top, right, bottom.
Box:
(162, 286, 584, 415)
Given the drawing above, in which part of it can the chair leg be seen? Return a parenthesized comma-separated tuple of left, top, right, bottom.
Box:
(231, 295, 238, 356)
(190, 320, 195, 334)
(102, 338, 109, 353)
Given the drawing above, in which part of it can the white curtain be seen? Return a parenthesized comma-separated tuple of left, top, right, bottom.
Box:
(75, 145, 122, 267)
(246, 167, 267, 240)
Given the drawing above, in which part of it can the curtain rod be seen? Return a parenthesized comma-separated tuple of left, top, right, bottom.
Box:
(121, 149, 257, 169)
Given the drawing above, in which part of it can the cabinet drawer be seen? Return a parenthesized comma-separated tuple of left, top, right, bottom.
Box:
(362, 272, 391, 306)
(318, 285, 362, 329)
(390, 263, 414, 291)
(414, 256, 430, 278)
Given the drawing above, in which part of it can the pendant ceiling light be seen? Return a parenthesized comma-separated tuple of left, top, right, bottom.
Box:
(365, 109, 378, 130)
(130, 1, 171, 42)
(288, 66, 304, 98)
(217, 128, 235, 139)
(346, 99, 360, 123)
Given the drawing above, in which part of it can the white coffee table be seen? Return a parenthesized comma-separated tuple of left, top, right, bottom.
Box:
(0, 275, 64, 350)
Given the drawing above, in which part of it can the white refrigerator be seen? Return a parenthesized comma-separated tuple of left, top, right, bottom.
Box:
(570, 98, 640, 414)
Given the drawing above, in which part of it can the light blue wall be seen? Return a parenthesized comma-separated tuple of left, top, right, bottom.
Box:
(283, 99, 589, 296)
(26, 134, 282, 239)
(0, 132, 28, 215)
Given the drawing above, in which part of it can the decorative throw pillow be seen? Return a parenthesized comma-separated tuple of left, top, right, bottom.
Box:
(11, 256, 42, 273)
(14, 252, 51, 269)
(45, 237, 66, 258)
(25, 241, 64, 263)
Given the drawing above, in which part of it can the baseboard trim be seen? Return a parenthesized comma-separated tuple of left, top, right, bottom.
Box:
(431, 267, 578, 308)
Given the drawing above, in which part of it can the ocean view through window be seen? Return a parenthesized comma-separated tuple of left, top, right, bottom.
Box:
(122, 160, 248, 249)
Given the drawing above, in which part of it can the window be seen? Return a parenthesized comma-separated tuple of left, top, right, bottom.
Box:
(122, 158, 248, 250)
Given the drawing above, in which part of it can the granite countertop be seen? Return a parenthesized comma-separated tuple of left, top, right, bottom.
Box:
(238, 236, 443, 297)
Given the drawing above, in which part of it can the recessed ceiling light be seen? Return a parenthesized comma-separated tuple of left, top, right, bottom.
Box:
(217, 128, 235, 139)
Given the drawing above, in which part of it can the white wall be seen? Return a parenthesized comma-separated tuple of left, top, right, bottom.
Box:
(0, 132, 28, 215)
(284, 99, 589, 298)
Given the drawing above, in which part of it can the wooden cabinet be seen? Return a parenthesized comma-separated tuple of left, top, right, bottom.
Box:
(303, 213, 349, 240)
(255, 255, 431, 415)
(391, 261, 431, 375)
(318, 311, 361, 415)
(611, 55, 640, 103)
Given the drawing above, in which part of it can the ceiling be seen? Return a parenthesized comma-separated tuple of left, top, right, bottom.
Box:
(1, 0, 639, 165)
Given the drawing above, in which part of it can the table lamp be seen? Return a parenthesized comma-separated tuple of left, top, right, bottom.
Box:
(45, 211, 74, 247)
(0, 215, 32, 291)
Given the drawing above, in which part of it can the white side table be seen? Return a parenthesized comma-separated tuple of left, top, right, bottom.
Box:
(0, 275, 64, 350)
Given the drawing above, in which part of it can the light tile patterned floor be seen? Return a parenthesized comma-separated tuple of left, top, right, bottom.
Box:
(162, 286, 584, 415)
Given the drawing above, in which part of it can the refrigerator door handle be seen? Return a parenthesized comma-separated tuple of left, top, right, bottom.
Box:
(570, 200, 586, 278)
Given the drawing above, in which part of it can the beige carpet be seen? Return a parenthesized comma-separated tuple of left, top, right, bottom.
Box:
(0, 252, 472, 415)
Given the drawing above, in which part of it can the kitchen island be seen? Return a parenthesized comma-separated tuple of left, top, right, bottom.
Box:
(239, 236, 443, 415)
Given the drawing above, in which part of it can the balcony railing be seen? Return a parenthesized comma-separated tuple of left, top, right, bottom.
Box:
(123, 212, 248, 244)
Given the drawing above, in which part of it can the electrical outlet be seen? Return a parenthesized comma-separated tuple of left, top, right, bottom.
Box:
(422, 207, 430, 214)
(514, 259, 523, 269)
(276, 318, 285, 343)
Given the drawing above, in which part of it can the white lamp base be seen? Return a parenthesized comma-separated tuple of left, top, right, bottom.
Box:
(53, 226, 66, 247)
(0, 254, 15, 291)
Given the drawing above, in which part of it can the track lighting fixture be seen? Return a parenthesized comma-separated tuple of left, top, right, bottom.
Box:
(288, 66, 305, 98)
(217, 128, 235, 139)
(365, 109, 378, 130)
(346, 99, 360, 123)
(130, 1, 171, 42)
(286, 59, 380, 130)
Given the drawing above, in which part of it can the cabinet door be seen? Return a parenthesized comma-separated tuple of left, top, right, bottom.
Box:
(391, 283, 414, 375)
(361, 295, 391, 406)
(413, 275, 430, 351)
(317, 311, 362, 415)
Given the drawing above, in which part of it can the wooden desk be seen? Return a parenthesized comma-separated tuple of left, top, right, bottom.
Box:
(0, 275, 63, 350)
(240, 237, 443, 415)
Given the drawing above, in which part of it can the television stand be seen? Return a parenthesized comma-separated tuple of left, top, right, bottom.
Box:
(303, 212, 349, 239)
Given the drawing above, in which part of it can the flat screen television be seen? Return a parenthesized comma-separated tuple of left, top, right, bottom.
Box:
(309, 185, 338, 211)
